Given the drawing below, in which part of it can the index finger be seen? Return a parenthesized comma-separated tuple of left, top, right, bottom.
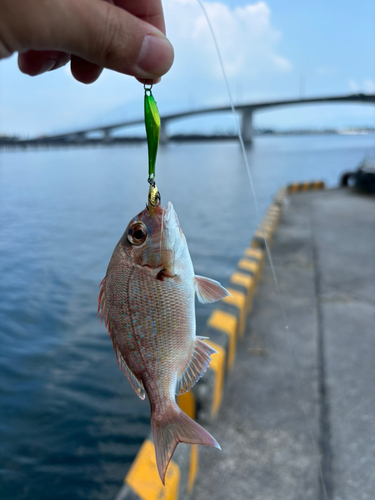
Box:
(114, 0, 166, 34)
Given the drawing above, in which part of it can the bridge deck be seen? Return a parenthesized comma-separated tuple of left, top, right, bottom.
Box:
(2, 93, 374, 144)
(193, 188, 375, 500)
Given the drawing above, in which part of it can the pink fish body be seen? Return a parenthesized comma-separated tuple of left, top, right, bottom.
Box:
(98, 202, 229, 483)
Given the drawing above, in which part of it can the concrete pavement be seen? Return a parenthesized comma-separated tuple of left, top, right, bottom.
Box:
(193, 188, 375, 500)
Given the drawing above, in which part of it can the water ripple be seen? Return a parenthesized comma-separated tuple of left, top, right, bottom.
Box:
(0, 137, 371, 499)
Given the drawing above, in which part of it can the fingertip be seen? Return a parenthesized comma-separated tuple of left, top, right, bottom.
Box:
(18, 54, 55, 76)
(28, 0, 175, 81)
(91, 1, 174, 79)
(70, 56, 103, 84)
(18, 50, 70, 76)
(136, 34, 174, 79)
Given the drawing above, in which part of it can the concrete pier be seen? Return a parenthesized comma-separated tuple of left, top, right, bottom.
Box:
(193, 189, 375, 500)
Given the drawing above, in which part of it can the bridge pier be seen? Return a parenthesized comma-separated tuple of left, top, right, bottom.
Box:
(75, 132, 86, 144)
(103, 129, 113, 143)
(159, 120, 168, 144)
(241, 109, 253, 144)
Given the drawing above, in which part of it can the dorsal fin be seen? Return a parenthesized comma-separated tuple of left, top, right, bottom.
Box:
(194, 275, 230, 304)
(176, 337, 217, 395)
(98, 277, 145, 400)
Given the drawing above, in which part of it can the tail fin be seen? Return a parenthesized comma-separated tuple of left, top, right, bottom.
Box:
(151, 406, 220, 484)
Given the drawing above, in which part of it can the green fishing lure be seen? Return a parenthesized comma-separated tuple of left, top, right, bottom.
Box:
(144, 88, 160, 182)
(144, 85, 161, 217)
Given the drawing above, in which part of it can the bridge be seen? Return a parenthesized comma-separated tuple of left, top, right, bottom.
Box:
(2, 93, 375, 148)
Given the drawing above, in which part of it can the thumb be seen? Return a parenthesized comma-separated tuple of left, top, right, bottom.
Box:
(5, 0, 174, 79)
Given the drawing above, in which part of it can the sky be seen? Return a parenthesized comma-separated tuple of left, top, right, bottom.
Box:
(1, 0, 375, 137)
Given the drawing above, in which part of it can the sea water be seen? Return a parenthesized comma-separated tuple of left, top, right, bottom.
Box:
(0, 134, 373, 500)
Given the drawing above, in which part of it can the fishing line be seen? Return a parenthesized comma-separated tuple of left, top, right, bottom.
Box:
(196, 0, 287, 326)
(196, 2, 328, 498)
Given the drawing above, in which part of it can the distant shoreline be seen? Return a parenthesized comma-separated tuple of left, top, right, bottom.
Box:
(1, 129, 375, 150)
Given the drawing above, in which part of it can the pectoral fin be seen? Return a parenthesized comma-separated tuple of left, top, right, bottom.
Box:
(194, 275, 230, 304)
(176, 337, 217, 395)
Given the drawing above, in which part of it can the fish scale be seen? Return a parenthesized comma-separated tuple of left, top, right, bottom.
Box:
(98, 202, 229, 483)
(110, 268, 193, 383)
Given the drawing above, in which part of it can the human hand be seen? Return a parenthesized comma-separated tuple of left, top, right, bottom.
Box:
(0, 0, 174, 84)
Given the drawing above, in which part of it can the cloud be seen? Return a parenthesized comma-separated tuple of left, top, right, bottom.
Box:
(105, 0, 292, 125)
(165, 0, 291, 80)
(0, 0, 291, 135)
(349, 80, 359, 92)
(363, 79, 375, 93)
(349, 78, 375, 94)
(317, 67, 338, 76)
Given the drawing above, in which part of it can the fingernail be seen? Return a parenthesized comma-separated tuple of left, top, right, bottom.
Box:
(137, 34, 174, 77)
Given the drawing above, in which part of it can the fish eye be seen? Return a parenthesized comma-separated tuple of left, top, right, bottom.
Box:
(127, 221, 147, 246)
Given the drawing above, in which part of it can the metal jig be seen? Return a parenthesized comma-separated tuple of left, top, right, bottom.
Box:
(144, 80, 161, 218)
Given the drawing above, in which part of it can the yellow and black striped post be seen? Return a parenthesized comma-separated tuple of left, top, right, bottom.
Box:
(287, 180, 325, 193)
(116, 181, 327, 500)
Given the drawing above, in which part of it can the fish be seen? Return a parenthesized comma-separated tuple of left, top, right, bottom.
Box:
(98, 201, 229, 483)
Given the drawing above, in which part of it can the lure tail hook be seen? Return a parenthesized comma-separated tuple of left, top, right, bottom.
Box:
(147, 179, 161, 218)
